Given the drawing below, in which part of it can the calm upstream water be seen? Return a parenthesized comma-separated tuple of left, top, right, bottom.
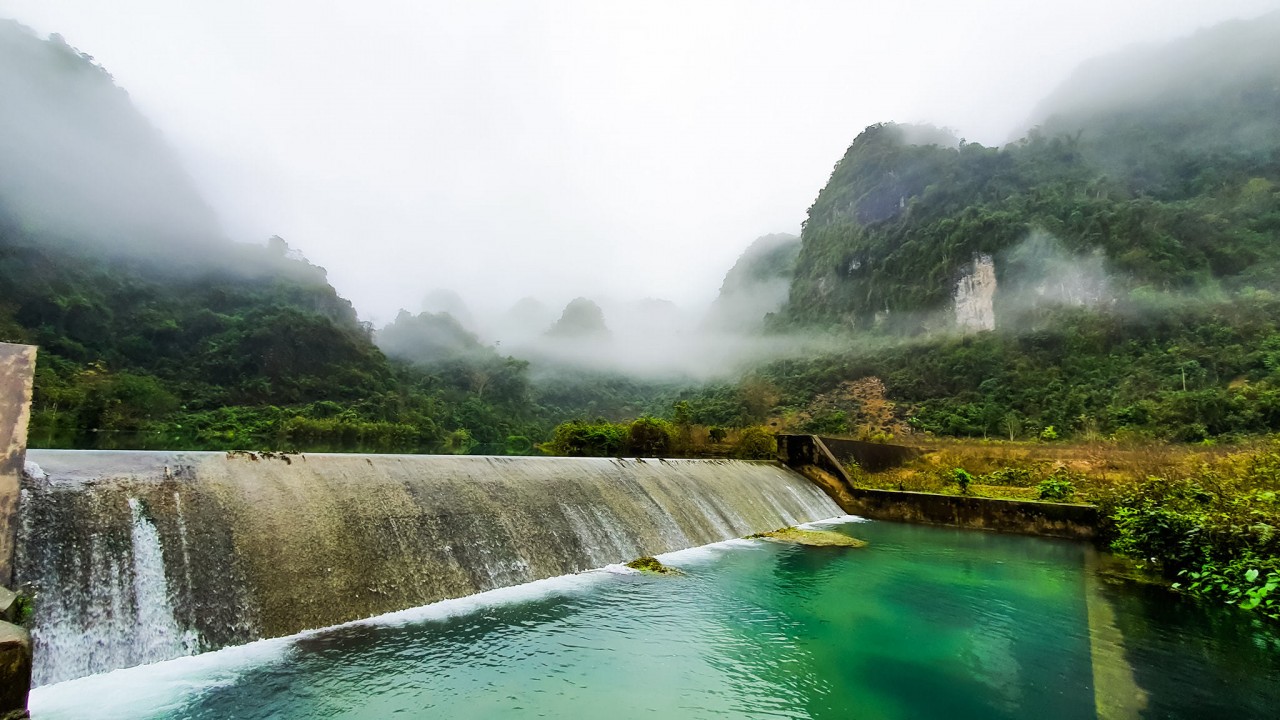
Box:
(31, 518, 1280, 719)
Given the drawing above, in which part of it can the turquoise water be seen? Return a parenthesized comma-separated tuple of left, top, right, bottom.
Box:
(32, 518, 1280, 719)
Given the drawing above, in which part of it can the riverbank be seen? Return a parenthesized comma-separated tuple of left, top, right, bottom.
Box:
(846, 437, 1280, 622)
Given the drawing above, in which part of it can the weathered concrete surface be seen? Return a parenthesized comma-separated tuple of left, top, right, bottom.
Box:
(840, 487, 1098, 540)
(0, 344, 36, 588)
(0, 621, 31, 718)
(816, 436, 923, 472)
(780, 434, 1098, 540)
(777, 434, 860, 502)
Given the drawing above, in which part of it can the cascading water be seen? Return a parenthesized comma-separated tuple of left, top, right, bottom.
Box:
(19, 464, 201, 685)
(125, 498, 199, 667)
(15, 450, 842, 685)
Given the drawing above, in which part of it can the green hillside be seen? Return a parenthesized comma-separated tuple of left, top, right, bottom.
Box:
(5, 13, 1280, 451)
(0, 22, 552, 452)
(784, 13, 1280, 330)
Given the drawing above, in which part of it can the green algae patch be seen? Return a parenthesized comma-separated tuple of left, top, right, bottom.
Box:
(625, 556, 684, 575)
(750, 527, 868, 548)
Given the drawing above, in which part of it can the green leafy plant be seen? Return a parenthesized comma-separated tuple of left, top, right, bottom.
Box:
(1036, 471, 1075, 501)
(950, 467, 974, 495)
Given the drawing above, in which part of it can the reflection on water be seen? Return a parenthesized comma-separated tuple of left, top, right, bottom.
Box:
(31, 520, 1280, 720)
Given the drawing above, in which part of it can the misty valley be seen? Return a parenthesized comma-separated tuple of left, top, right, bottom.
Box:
(2, 4, 1280, 720)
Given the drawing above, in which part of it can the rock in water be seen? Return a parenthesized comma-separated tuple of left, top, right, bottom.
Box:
(750, 527, 868, 548)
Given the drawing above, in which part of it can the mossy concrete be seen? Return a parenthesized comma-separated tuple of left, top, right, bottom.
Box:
(624, 556, 683, 575)
(840, 487, 1098, 540)
(0, 343, 35, 588)
(750, 527, 868, 548)
(0, 621, 30, 717)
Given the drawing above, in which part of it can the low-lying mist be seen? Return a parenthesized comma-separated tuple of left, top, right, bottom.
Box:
(0, 20, 223, 256)
(378, 288, 845, 383)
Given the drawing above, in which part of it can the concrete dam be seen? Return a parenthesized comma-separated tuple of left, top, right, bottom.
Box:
(16, 449, 842, 685)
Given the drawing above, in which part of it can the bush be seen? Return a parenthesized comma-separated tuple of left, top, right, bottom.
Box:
(627, 417, 675, 457)
(951, 467, 974, 494)
(443, 428, 476, 454)
(540, 420, 627, 457)
(504, 435, 533, 454)
(1036, 469, 1075, 501)
(734, 426, 777, 460)
(1096, 442, 1280, 621)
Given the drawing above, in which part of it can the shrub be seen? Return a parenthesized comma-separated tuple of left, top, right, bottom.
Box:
(443, 428, 476, 454)
(627, 417, 675, 457)
(1036, 469, 1075, 501)
(734, 426, 777, 460)
(504, 435, 532, 454)
(540, 420, 627, 457)
(1039, 425, 1059, 441)
(708, 426, 728, 443)
(1096, 442, 1280, 621)
(950, 467, 974, 494)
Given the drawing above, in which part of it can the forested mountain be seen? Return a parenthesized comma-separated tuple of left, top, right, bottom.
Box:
(4, 12, 1280, 451)
(667, 13, 1280, 443)
(704, 233, 800, 332)
(0, 21, 552, 451)
(783, 12, 1280, 331)
(0, 20, 223, 259)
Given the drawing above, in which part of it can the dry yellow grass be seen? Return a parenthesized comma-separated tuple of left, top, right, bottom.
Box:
(852, 438, 1254, 501)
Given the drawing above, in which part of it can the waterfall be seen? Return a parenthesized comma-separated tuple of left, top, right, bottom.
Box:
(16, 451, 842, 685)
(125, 498, 199, 666)
(19, 466, 199, 685)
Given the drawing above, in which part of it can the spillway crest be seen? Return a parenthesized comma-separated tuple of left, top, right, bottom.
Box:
(15, 450, 840, 685)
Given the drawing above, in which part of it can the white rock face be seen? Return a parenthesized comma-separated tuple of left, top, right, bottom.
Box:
(954, 255, 997, 332)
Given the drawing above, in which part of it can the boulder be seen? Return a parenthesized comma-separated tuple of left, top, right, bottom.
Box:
(0, 621, 30, 718)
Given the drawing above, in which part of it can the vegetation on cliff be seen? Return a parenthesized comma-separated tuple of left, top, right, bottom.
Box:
(784, 13, 1280, 328)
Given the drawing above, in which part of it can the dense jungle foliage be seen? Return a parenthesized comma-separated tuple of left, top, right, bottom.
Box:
(676, 293, 1280, 443)
(0, 225, 553, 452)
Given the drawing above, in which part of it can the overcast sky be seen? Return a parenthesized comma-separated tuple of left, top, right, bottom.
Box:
(2, 0, 1278, 324)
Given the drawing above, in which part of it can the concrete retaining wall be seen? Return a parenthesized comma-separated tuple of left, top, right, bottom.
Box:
(779, 433, 1098, 540)
(815, 436, 922, 472)
(0, 343, 35, 588)
(0, 343, 34, 719)
(841, 487, 1098, 540)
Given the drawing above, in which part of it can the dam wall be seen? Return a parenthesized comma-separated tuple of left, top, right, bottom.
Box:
(17, 450, 841, 685)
